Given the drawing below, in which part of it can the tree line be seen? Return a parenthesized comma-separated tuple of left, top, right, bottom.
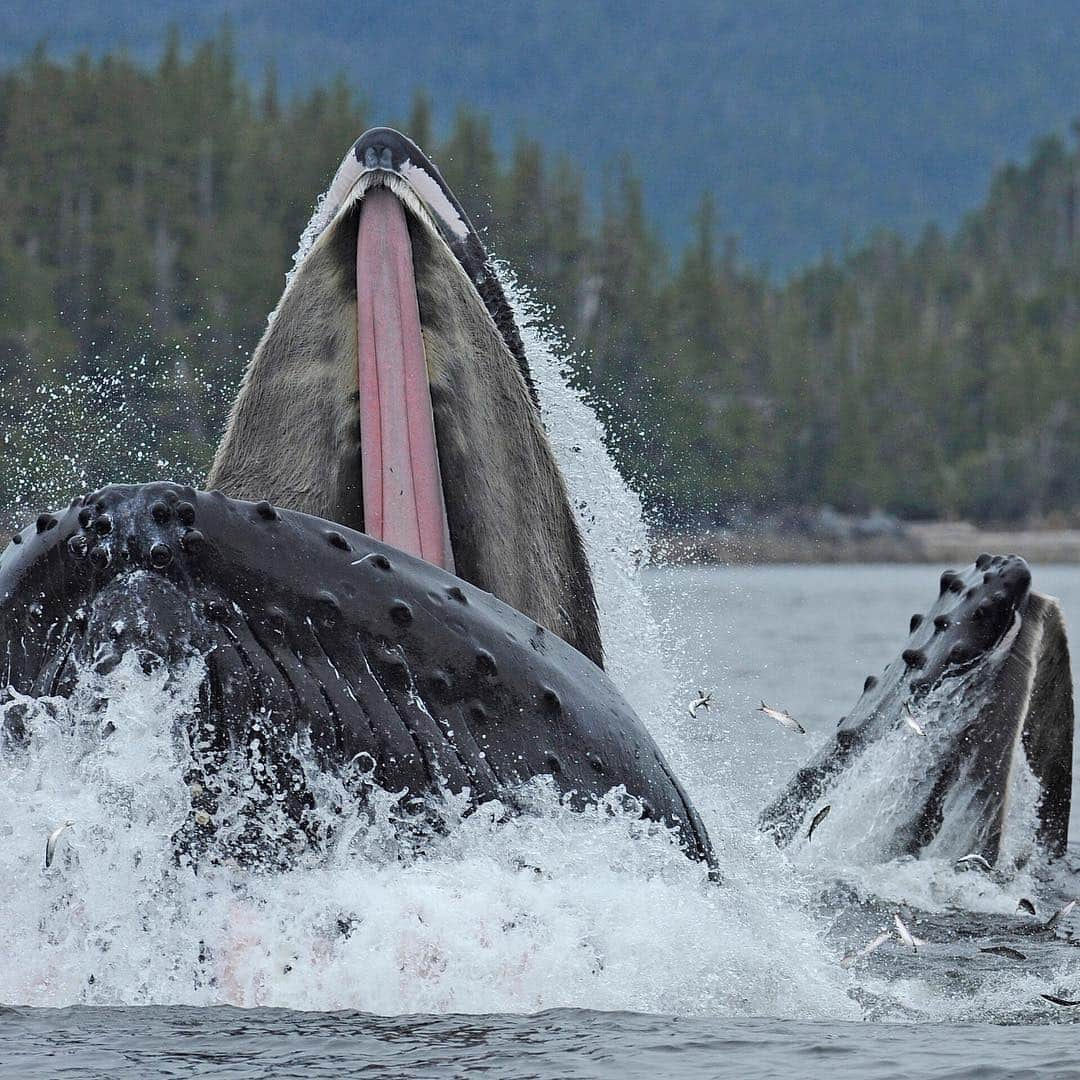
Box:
(3, 31, 1080, 527)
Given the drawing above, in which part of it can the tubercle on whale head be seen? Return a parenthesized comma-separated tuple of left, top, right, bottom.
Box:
(0, 485, 209, 621)
(848, 554, 1034, 709)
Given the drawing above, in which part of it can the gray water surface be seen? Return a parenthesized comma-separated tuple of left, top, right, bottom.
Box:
(3, 1006, 1079, 1080)
(5, 563, 1080, 1078)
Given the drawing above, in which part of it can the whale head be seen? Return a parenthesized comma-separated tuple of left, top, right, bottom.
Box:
(760, 555, 1073, 867)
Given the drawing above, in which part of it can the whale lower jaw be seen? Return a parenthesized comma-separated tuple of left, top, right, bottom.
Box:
(759, 557, 1074, 867)
(0, 483, 715, 871)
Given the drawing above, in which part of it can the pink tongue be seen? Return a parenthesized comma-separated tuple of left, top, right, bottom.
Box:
(356, 187, 452, 570)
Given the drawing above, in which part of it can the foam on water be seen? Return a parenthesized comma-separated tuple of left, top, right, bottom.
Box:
(0, 647, 845, 1015)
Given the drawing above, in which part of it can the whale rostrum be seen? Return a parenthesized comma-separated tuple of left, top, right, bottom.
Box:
(759, 555, 1073, 866)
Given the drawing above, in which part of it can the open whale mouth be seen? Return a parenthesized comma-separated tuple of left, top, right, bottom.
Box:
(209, 127, 604, 667)
(301, 129, 535, 574)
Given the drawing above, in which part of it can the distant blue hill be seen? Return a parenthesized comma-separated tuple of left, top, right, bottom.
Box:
(4, 0, 1080, 272)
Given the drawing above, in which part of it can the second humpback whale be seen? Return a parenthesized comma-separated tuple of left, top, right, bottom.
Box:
(0, 130, 715, 871)
(759, 555, 1074, 867)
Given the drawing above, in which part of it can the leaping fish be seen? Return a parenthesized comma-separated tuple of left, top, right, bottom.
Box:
(902, 702, 927, 737)
(806, 804, 831, 841)
(980, 946, 1027, 961)
(1041, 993, 1080, 1008)
(688, 691, 713, 718)
(955, 853, 993, 873)
(840, 930, 891, 968)
(1017, 898, 1037, 916)
(44, 820, 75, 869)
(758, 701, 805, 734)
(1045, 899, 1077, 929)
(893, 913, 925, 953)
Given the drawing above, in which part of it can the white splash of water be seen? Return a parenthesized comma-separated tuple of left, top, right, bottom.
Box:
(498, 269, 738, 791)
(498, 269, 655, 707)
(0, 645, 849, 1016)
(1, 344, 228, 529)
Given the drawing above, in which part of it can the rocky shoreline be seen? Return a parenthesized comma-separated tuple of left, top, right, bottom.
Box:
(656, 520, 1080, 566)
(7, 518, 1080, 567)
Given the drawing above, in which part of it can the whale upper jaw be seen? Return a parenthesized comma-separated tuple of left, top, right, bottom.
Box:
(297, 127, 534, 401)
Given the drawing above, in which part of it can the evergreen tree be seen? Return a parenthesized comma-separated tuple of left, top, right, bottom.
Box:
(4, 34, 1080, 527)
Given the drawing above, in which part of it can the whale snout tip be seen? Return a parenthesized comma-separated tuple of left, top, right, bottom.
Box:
(1008, 557, 1033, 596)
(352, 127, 416, 173)
(979, 554, 1032, 605)
(360, 142, 394, 171)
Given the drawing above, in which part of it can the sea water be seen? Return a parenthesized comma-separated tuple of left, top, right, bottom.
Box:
(1, 264, 1078, 1078)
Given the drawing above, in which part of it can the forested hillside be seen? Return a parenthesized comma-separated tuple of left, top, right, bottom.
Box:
(2, 38, 1080, 527)
(4, 2, 1080, 269)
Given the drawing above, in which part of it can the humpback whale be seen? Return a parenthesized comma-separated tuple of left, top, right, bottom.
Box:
(759, 555, 1073, 867)
(0, 130, 715, 871)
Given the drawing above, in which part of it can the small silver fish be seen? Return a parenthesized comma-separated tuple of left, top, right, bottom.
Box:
(980, 945, 1027, 961)
(44, 820, 75, 868)
(688, 690, 713, 718)
(1045, 899, 1077, 929)
(893, 912, 925, 953)
(758, 701, 805, 734)
(806, 804, 831, 841)
(1041, 993, 1080, 1008)
(955, 853, 993, 873)
(1017, 898, 1037, 916)
(840, 930, 891, 968)
(902, 702, 927, 737)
